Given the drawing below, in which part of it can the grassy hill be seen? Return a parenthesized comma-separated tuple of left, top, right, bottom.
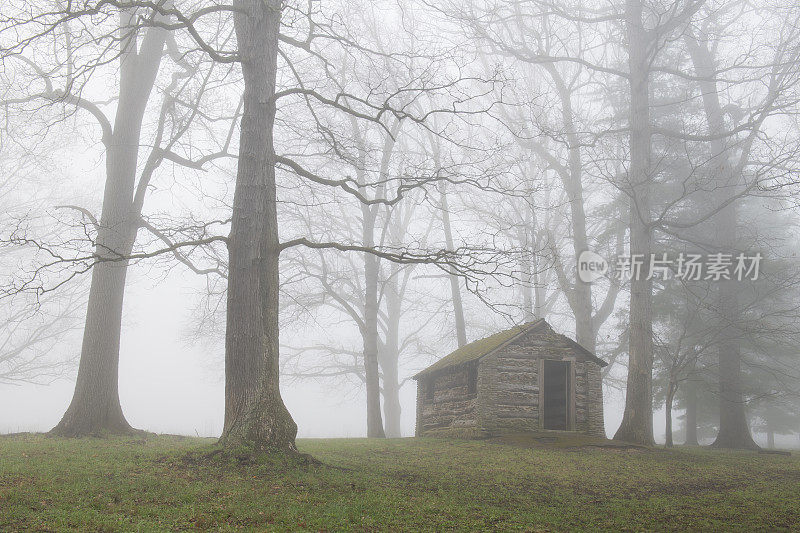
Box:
(1, 434, 798, 531)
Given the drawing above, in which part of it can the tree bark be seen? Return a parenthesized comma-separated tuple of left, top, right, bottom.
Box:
(380, 352, 402, 438)
(51, 17, 165, 437)
(218, 0, 297, 452)
(614, 0, 655, 446)
(684, 379, 699, 446)
(711, 310, 758, 449)
(380, 273, 404, 438)
(52, 260, 134, 436)
(362, 203, 386, 439)
(439, 182, 467, 347)
(665, 381, 676, 447)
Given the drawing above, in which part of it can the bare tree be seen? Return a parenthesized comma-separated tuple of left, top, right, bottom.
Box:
(684, 10, 800, 449)
(2, 3, 182, 435)
(0, 292, 84, 385)
(177, 0, 501, 451)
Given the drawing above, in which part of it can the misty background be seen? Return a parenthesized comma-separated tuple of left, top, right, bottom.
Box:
(1, 0, 799, 450)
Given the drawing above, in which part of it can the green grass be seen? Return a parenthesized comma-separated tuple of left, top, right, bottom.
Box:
(1, 434, 799, 531)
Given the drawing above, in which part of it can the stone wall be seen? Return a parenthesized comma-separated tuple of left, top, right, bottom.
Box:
(416, 364, 479, 437)
(585, 362, 606, 437)
(478, 339, 539, 433)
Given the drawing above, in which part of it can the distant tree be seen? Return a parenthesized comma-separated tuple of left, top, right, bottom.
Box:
(0, 133, 86, 385)
(0, 1, 230, 435)
(652, 282, 717, 447)
(443, 1, 626, 355)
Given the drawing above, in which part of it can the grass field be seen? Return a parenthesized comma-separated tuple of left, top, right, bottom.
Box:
(1, 434, 799, 531)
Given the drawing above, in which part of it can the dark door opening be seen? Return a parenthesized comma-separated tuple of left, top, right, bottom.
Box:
(543, 360, 570, 430)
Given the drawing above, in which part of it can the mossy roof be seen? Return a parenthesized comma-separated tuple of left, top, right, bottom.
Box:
(413, 319, 547, 378)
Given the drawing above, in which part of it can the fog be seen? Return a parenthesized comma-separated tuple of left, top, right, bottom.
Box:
(2, 264, 793, 448)
(2, 0, 800, 454)
(0, 267, 411, 438)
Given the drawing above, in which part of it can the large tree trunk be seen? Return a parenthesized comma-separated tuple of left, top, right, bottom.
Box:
(686, 34, 758, 451)
(614, 0, 655, 446)
(362, 208, 386, 438)
(381, 354, 402, 438)
(380, 275, 404, 438)
(712, 295, 758, 450)
(218, 0, 297, 452)
(51, 18, 165, 437)
(570, 214, 593, 354)
(684, 379, 699, 445)
(52, 259, 133, 436)
(665, 381, 676, 447)
(357, 121, 402, 439)
(439, 182, 467, 347)
(573, 282, 594, 352)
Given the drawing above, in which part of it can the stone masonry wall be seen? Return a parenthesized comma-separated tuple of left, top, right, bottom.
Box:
(479, 340, 539, 433)
(585, 362, 606, 437)
(417, 365, 478, 436)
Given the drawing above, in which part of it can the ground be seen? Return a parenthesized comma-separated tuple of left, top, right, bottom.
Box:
(1, 434, 799, 531)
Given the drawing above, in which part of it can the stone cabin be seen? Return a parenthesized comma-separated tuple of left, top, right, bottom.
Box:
(413, 319, 606, 438)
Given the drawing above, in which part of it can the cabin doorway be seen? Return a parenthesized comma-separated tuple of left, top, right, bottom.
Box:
(542, 360, 571, 430)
